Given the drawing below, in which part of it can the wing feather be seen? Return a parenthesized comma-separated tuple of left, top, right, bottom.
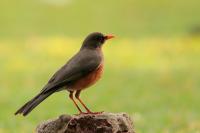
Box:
(41, 49, 102, 93)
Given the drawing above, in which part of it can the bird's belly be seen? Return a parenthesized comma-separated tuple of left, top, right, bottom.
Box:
(69, 64, 104, 90)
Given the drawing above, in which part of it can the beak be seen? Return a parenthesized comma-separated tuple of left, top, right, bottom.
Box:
(104, 35, 115, 40)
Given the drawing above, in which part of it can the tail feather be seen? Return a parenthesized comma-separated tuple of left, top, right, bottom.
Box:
(15, 91, 53, 116)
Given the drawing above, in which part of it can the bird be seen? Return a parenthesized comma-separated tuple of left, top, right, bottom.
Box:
(15, 32, 114, 116)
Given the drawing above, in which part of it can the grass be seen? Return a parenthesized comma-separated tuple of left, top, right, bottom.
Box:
(0, 36, 200, 132)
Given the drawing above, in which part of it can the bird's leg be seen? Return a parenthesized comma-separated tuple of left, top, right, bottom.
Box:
(75, 90, 103, 114)
(75, 90, 92, 113)
(69, 91, 83, 114)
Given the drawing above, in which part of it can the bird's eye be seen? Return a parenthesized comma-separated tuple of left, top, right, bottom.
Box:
(97, 36, 102, 41)
(100, 37, 105, 44)
(94, 36, 101, 41)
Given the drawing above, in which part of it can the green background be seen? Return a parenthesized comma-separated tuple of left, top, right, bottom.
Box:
(0, 0, 200, 132)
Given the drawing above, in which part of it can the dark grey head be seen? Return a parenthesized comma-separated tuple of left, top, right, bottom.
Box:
(81, 32, 114, 49)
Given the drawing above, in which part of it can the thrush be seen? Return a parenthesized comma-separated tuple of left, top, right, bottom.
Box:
(15, 32, 114, 116)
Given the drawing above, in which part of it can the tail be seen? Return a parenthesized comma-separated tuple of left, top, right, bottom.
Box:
(15, 91, 54, 116)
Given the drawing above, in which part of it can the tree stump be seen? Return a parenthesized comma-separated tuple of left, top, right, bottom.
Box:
(36, 112, 135, 133)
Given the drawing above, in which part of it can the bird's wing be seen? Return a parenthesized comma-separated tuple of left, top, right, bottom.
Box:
(41, 49, 102, 93)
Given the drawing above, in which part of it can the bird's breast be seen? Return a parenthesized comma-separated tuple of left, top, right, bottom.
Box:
(69, 63, 104, 90)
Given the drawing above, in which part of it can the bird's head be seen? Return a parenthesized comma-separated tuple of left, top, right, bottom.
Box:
(81, 32, 114, 49)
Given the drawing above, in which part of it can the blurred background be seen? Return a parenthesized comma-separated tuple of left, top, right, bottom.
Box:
(0, 0, 200, 132)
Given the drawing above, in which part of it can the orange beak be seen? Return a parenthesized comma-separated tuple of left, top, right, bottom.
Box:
(104, 35, 115, 40)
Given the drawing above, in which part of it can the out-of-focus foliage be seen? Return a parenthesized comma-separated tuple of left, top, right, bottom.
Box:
(0, 0, 200, 37)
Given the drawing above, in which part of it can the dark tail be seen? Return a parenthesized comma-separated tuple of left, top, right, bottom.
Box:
(15, 91, 54, 116)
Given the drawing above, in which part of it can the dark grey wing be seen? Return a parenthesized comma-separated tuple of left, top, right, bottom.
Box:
(41, 49, 102, 93)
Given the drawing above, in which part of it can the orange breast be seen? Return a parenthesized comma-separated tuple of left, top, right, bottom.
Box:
(70, 63, 104, 90)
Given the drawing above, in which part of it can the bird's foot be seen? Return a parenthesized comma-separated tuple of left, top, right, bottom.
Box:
(75, 111, 104, 115)
(81, 111, 104, 115)
(87, 111, 104, 115)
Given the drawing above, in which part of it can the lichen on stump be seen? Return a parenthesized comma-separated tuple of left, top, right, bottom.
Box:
(36, 112, 135, 133)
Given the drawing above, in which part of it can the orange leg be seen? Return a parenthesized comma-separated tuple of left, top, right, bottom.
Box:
(69, 91, 83, 113)
(75, 90, 92, 113)
(75, 90, 103, 114)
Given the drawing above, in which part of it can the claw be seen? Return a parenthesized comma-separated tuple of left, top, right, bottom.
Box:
(83, 111, 104, 115)
(74, 111, 104, 116)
